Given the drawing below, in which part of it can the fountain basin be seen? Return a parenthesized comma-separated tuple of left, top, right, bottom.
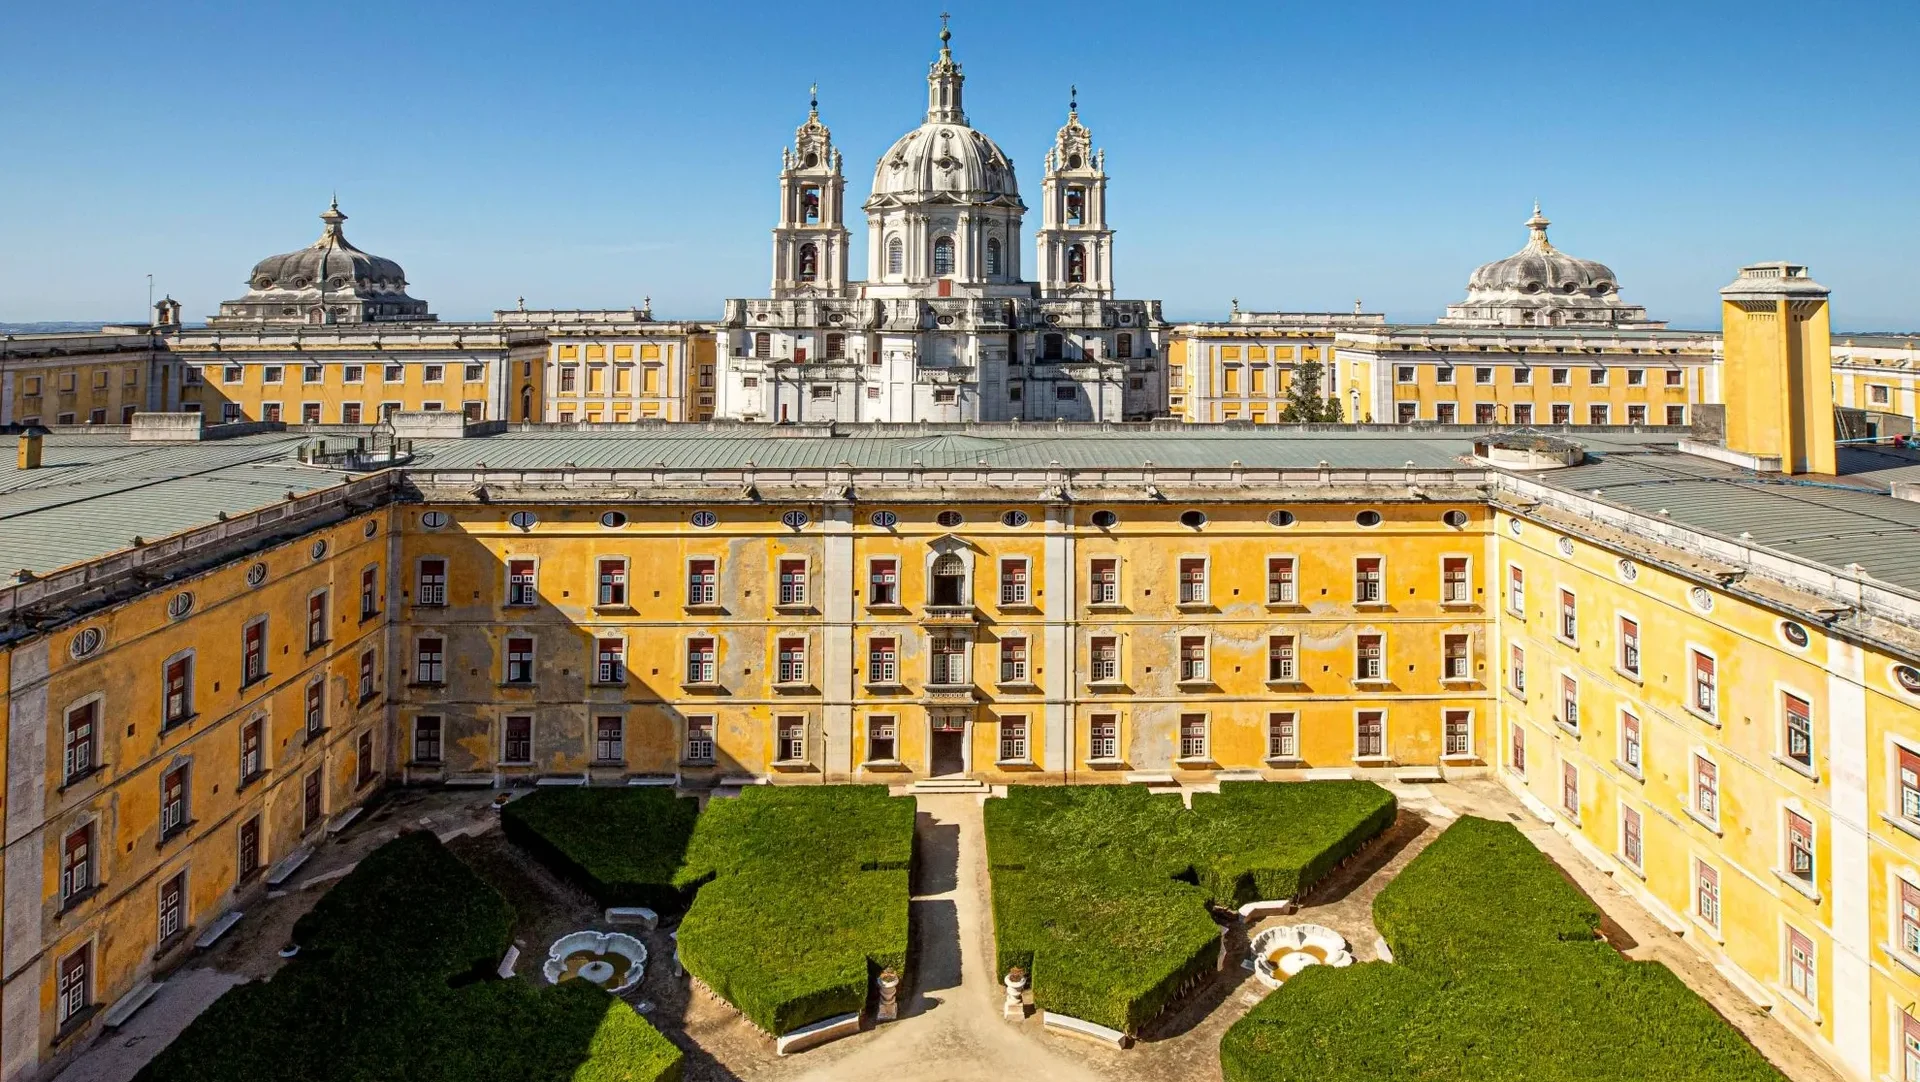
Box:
(1249, 923, 1352, 989)
(542, 930, 647, 995)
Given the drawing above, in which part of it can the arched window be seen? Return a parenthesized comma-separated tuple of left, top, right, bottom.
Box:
(1116, 332, 1133, 359)
(798, 244, 818, 281)
(1042, 333, 1064, 361)
(931, 554, 967, 607)
(932, 237, 955, 277)
(887, 236, 903, 275)
(1067, 244, 1087, 284)
(986, 238, 1002, 276)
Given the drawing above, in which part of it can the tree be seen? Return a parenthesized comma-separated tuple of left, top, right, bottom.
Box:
(1279, 359, 1343, 423)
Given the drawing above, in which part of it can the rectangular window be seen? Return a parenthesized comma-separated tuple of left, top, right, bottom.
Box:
(1786, 810, 1815, 884)
(776, 637, 806, 684)
(868, 637, 898, 684)
(1627, 404, 1647, 425)
(423, 364, 444, 383)
(1395, 365, 1416, 383)
(1513, 367, 1533, 386)
(597, 559, 628, 606)
(1356, 711, 1385, 758)
(930, 636, 968, 685)
(1589, 404, 1610, 425)
(868, 559, 897, 606)
(1179, 714, 1208, 760)
(1178, 558, 1207, 605)
(1869, 384, 1892, 406)
(1787, 927, 1816, 1006)
(61, 824, 92, 903)
(1435, 365, 1454, 384)
(1267, 635, 1297, 682)
(503, 716, 532, 764)
(1551, 368, 1570, 385)
(1507, 565, 1524, 614)
(307, 590, 327, 648)
(1696, 860, 1720, 929)
(1000, 559, 1029, 606)
(414, 716, 442, 762)
(776, 716, 805, 762)
(1475, 366, 1494, 385)
(1562, 761, 1580, 818)
(239, 815, 261, 881)
(999, 637, 1029, 683)
(242, 620, 267, 684)
(777, 559, 808, 607)
(1509, 642, 1526, 694)
(1090, 715, 1118, 760)
(1435, 402, 1457, 424)
(384, 365, 404, 383)
(507, 559, 537, 607)
(416, 637, 445, 684)
(1356, 634, 1384, 681)
(305, 678, 324, 736)
(1665, 368, 1685, 388)
(1901, 880, 1920, 958)
(1667, 405, 1686, 426)
(1783, 693, 1813, 768)
(161, 764, 189, 838)
(506, 637, 534, 684)
(1089, 558, 1118, 606)
(1354, 557, 1383, 603)
(1694, 754, 1719, 822)
(1510, 723, 1526, 773)
(1552, 403, 1572, 425)
(1901, 746, 1920, 824)
(1558, 588, 1577, 642)
(686, 558, 718, 606)
(1444, 710, 1471, 757)
(1618, 616, 1640, 675)
(1441, 557, 1468, 603)
(686, 716, 715, 762)
(1267, 557, 1297, 604)
(1691, 650, 1717, 718)
(595, 638, 626, 684)
(1513, 403, 1533, 424)
(361, 565, 379, 619)
(1622, 805, 1643, 867)
(241, 718, 264, 782)
(686, 638, 716, 684)
(356, 731, 374, 787)
(1560, 673, 1580, 729)
(595, 716, 624, 763)
(63, 702, 97, 784)
(1179, 636, 1208, 683)
(465, 363, 485, 382)
(1090, 636, 1119, 683)
(999, 716, 1028, 762)
(304, 769, 324, 832)
(1268, 712, 1298, 759)
(417, 558, 447, 606)
(1621, 710, 1642, 771)
(359, 648, 376, 701)
(57, 946, 89, 1025)
(1444, 634, 1470, 680)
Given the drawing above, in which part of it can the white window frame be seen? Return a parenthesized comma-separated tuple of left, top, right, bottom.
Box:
(1440, 554, 1471, 605)
(1176, 556, 1210, 607)
(1176, 633, 1210, 685)
(1266, 555, 1297, 605)
(1177, 712, 1209, 762)
(999, 558, 1030, 607)
(1354, 709, 1387, 760)
(1687, 644, 1720, 723)
(1353, 555, 1386, 605)
(1089, 557, 1120, 607)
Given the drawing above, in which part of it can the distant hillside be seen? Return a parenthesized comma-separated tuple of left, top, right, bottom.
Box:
(0, 321, 130, 334)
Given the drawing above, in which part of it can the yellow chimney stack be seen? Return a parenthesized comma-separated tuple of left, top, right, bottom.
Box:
(16, 429, 43, 470)
(1718, 263, 1834, 475)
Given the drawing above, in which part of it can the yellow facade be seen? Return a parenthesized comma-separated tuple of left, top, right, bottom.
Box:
(0, 332, 176, 427)
(542, 326, 713, 423)
(1165, 314, 1381, 423)
(1833, 335, 1919, 433)
(1721, 263, 1837, 473)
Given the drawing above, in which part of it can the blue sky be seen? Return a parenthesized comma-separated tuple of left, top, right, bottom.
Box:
(3, 0, 1916, 329)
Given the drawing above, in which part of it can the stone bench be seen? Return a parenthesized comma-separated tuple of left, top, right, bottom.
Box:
(1124, 772, 1176, 786)
(264, 847, 312, 887)
(775, 1011, 861, 1055)
(625, 775, 676, 787)
(1042, 1011, 1130, 1049)
(195, 910, 244, 949)
(325, 808, 362, 835)
(717, 774, 764, 788)
(102, 980, 164, 1028)
(1236, 898, 1295, 921)
(1215, 769, 1266, 782)
(497, 945, 520, 978)
(1301, 767, 1355, 781)
(537, 774, 589, 787)
(444, 774, 497, 787)
(1393, 767, 1445, 784)
(606, 907, 658, 930)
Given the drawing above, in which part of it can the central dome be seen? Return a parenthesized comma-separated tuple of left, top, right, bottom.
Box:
(1439, 205, 1659, 328)
(870, 123, 1019, 204)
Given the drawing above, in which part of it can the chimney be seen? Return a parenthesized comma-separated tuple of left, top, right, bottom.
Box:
(17, 426, 46, 470)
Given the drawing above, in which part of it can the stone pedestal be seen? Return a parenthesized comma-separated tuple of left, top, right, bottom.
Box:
(876, 969, 900, 1022)
(1002, 969, 1029, 1020)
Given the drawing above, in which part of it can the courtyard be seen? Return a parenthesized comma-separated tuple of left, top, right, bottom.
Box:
(68, 778, 1843, 1082)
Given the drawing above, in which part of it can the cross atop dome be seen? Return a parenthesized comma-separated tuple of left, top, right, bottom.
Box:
(926, 12, 966, 124)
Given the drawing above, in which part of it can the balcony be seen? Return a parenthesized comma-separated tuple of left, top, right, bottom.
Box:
(921, 605, 978, 627)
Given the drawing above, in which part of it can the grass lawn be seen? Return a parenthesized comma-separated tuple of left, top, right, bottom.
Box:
(502, 786, 700, 912)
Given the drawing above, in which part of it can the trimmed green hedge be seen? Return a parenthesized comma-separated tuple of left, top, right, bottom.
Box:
(136, 832, 683, 1082)
(986, 781, 1396, 1034)
(502, 786, 700, 912)
(675, 786, 914, 1035)
(1220, 816, 1786, 1082)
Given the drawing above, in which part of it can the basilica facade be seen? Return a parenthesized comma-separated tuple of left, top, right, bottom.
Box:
(712, 27, 1167, 424)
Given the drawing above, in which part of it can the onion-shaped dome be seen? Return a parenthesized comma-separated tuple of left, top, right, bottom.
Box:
(211, 199, 433, 325)
(1467, 205, 1619, 298)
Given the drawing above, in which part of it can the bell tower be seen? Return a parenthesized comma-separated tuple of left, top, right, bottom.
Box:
(1719, 262, 1835, 475)
(1036, 88, 1114, 299)
(771, 86, 849, 298)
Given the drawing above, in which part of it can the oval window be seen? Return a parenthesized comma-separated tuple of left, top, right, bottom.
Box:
(1557, 537, 1574, 557)
(1780, 621, 1810, 649)
(246, 562, 268, 587)
(1356, 510, 1382, 528)
(310, 539, 328, 560)
(1617, 559, 1638, 582)
(167, 591, 195, 620)
(690, 510, 718, 529)
(1001, 510, 1029, 528)
(600, 511, 628, 529)
(1508, 518, 1523, 537)
(870, 510, 899, 529)
(1090, 510, 1118, 529)
(1268, 510, 1296, 528)
(363, 519, 378, 538)
(509, 510, 538, 530)
(421, 511, 449, 529)
(1689, 587, 1714, 613)
(781, 510, 810, 530)
(937, 510, 964, 528)
(1894, 665, 1920, 696)
(1180, 510, 1207, 529)
(1442, 510, 1468, 528)
(69, 627, 103, 660)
